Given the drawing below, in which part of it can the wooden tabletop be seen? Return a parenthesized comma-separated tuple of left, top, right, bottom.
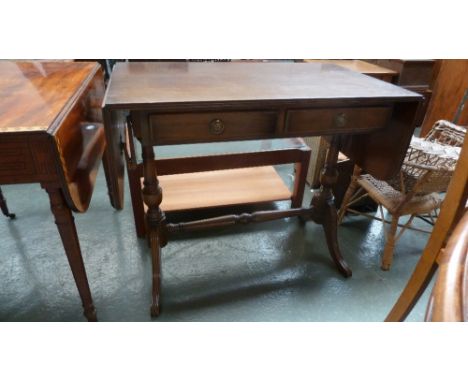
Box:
(0, 61, 99, 133)
(303, 59, 398, 76)
(104, 62, 420, 109)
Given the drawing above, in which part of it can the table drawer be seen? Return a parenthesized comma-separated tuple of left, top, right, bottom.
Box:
(0, 138, 35, 177)
(148, 111, 278, 144)
(286, 106, 392, 135)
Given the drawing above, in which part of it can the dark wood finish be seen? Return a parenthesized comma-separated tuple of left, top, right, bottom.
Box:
(386, 135, 468, 321)
(310, 136, 352, 277)
(145, 106, 392, 145)
(167, 207, 310, 233)
(341, 101, 420, 180)
(302, 60, 397, 208)
(292, 146, 311, 208)
(125, 131, 311, 237)
(426, 211, 468, 322)
(0, 186, 15, 218)
(101, 108, 126, 210)
(0, 61, 107, 321)
(148, 111, 278, 144)
(286, 106, 392, 134)
(421, 60, 468, 136)
(364, 59, 436, 127)
(105, 62, 418, 108)
(333, 156, 355, 209)
(103, 62, 422, 316)
(141, 144, 165, 317)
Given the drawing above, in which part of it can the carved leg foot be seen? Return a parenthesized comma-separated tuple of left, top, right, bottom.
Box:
(142, 145, 166, 317)
(321, 198, 352, 277)
(311, 136, 352, 277)
(44, 185, 97, 321)
(381, 216, 399, 271)
(0, 187, 16, 219)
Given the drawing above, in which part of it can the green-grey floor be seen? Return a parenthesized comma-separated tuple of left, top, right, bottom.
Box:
(0, 141, 433, 321)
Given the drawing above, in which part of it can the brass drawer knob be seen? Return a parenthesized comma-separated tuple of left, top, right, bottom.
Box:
(334, 112, 347, 128)
(209, 119, 225, 135)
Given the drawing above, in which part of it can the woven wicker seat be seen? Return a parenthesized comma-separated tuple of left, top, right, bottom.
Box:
(357, 175, 442, 215)
(338, 120, 465, 270)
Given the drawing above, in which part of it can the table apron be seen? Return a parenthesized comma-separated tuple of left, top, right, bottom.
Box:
(131, 105, 393, 146)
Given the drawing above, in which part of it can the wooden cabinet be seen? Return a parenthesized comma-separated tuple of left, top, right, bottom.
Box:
(421, 59, 468, 136)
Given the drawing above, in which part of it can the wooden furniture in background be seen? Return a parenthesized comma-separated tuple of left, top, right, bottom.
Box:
(0, 61, 107, 321)
(102, 61, 422, 316)
(364, 59, 436, 127)
(339, 120, 464, 270)
(0, 186, 15, 218)
(420, 60, 468, 137)
(302, 60, 398, 189)
(386, 134, 468, 321)
(425, 210, 468, 321)
(303, 59, 398, 82)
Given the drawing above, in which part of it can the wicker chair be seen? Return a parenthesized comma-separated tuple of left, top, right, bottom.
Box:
(338, 120, 465, 270)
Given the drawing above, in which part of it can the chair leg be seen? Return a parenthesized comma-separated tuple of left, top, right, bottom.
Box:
(0, 187, 15, 219)
(381, 216, 399, 271)
(338, 173, 360, 223)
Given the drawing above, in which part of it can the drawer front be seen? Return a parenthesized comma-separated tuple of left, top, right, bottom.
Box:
(0, 137, 35, 178)
(286, 107, 392, 135)
(148, 111, 278, 144)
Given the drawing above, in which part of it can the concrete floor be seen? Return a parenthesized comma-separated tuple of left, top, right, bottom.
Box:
(0, 140, 433, 321)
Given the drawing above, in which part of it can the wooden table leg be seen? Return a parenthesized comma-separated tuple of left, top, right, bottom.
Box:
(141, 145, 166, 317)
(43, 185, 97, 321)
(310, 136, 352, 277)
(291, 147, 311, 208)
(0, 186, 15, 219)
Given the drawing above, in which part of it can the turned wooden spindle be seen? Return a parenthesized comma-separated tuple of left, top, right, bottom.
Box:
(141, 145, 166, 317)
(166, 208, 310, 234)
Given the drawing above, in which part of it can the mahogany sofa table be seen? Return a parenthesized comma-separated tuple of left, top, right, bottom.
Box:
(0, 61, 106, 321)
(102, 62, 422, 316)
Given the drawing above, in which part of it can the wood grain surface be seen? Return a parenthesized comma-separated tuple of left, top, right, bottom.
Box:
(0, 61, 98, 133)
(153, 166, 292, 212)
(104, 62, 419, 109)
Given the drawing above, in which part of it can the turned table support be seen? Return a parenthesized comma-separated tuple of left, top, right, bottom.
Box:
(144, 134, 353, 316)
(0, 186, 15, 219)
(152, 135, 351, 316)
(309, 135, 352, 277)
(141, 145, 167, 317)
(43, 185, 97, 321)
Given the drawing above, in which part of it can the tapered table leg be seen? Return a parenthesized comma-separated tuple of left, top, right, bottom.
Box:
(141, 145, 166, 317)
(310, 136, 352, 277)
(0, 186, 15, 219)
(44, 185, 97, 321)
